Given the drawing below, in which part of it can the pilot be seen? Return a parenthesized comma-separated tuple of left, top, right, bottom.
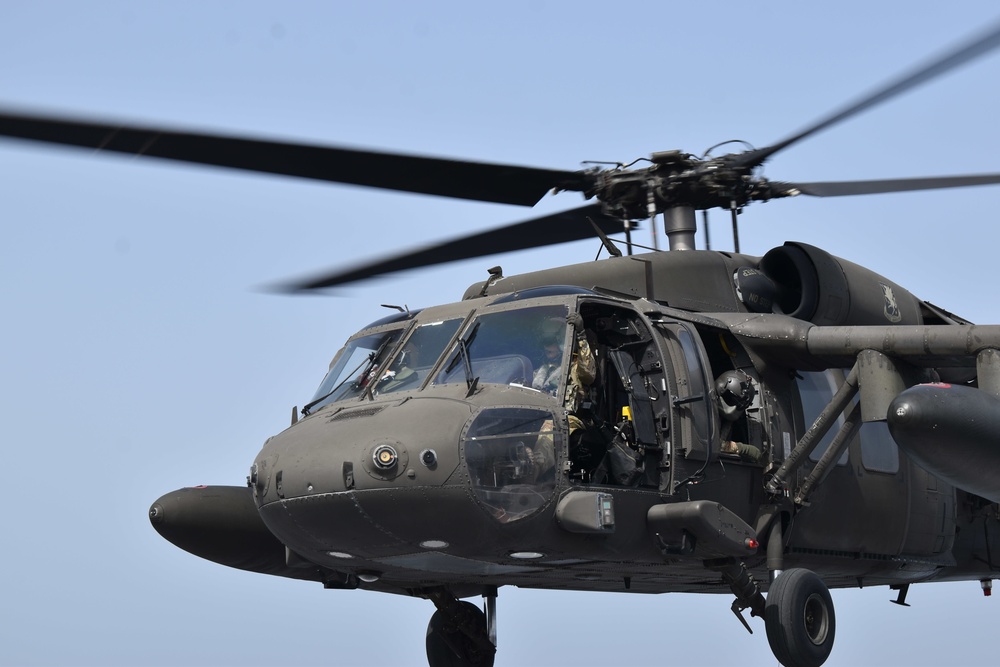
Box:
(531, 313, 600, 476)
(532, 313, 596, 410)
(377, 345, 420, 394)
(715, 370, 763, 463)
(532, 336, 564, 394)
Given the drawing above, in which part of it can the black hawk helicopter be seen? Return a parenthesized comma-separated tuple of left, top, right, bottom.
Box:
(4, 20, 1000, 667)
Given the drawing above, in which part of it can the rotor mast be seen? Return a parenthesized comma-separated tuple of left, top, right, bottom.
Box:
(663, 206, 697, 251)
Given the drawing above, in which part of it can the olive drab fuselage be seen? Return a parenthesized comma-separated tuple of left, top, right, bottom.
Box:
(236, 251, 1000, 598)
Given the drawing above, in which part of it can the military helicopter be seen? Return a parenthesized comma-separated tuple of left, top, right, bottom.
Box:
(5, 19, 1000, 667)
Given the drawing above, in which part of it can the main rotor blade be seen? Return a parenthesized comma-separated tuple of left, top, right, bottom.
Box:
(733, 20, 1000, 169)
(280, 203, 620, 291)
(0, 109, 588, 206)
(772, 173, 1000, 197)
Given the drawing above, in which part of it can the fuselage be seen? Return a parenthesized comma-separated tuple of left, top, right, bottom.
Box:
(242, 276, 1000, 597)
(152, 247, 1000, 601)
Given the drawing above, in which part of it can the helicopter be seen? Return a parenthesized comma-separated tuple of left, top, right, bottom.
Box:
(5, 16, 1000, 667)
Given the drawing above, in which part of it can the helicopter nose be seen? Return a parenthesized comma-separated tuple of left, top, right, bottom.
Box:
(252, 398, 565, 563)
(250, 397, 499, 559)
(252, 397, 475, 503)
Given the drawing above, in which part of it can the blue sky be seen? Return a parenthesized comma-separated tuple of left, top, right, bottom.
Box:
(2, 2, 1000, 666)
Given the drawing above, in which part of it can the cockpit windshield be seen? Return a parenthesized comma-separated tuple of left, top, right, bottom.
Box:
(434, 304, 569, 392)
(305, 328, 403, 412)
(306, 304, 572, 412)
(371, 318, 463, 397)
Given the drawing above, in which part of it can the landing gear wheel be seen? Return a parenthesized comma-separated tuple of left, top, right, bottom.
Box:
(426, 601, 495, 667)
(764, 568, 835, 667)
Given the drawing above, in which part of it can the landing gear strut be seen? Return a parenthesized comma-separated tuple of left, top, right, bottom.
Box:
(425, 590, 496, 667)
(764, 568, 836, 667)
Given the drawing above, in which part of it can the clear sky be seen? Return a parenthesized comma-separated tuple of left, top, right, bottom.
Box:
(2, 2, 1000, 666)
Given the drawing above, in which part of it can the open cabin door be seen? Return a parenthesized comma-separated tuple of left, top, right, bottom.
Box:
(573, 301, 674, 489)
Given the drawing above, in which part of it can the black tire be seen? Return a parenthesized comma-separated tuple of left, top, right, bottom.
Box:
(765, 568, 836, 667)
(425, 601, 495, 667)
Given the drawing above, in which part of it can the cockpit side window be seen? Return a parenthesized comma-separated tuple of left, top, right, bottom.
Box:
(305, 328, 403, 412)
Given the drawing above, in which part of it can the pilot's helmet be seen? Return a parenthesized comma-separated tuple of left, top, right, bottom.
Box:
(538, 317, 566, 348)
(389, 348, 410, 370)
(715, 370, 756, 411)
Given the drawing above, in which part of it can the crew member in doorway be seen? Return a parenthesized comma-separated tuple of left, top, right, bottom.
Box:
(716, 370, 763, 463)
(531, 313, 599, 476)
(532, 313, 596, 409)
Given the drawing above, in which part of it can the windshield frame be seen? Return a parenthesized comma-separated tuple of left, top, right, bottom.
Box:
(305, 295, 587, 413)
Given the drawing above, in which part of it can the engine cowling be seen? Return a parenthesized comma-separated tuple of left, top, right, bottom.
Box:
(757, 242, 922, 326)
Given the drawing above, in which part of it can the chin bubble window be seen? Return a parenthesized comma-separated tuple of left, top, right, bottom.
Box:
(463, 407, 561, 523)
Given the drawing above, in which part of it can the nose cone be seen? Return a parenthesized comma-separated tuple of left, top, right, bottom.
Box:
(253, 396, 474, 503)
(149, 485, 296, 576)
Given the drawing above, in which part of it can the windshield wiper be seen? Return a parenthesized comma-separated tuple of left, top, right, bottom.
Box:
(445, 321, 480, 395)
